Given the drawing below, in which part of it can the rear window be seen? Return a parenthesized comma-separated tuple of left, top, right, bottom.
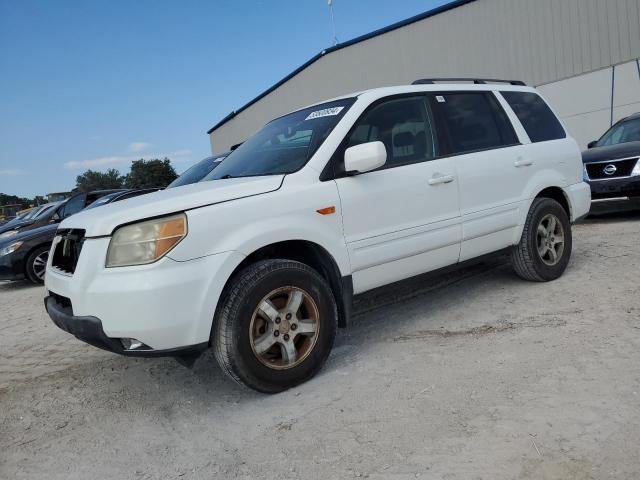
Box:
(501, 91, 566, 143)
(435, 92, 518, 155)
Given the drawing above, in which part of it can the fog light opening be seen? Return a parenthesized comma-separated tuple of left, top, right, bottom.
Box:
(120, 338, 151, 351)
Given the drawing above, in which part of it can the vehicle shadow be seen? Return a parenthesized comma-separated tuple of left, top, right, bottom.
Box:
(21, 220, 598, 403)
(581, 200, 640, 223)
(187, 255, 514, 398)
(0, 279, 40, 291)
(39, 254, 515, 405)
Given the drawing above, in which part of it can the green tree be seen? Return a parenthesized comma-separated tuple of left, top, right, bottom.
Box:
(75, 169, 124, 192)
(124, 158, 177, 189)
(0, 193, 35, 209)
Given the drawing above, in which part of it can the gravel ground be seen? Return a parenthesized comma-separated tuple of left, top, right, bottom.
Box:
(1, 205, 639, 480)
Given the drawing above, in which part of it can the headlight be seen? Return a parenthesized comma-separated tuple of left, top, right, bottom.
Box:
(632, 160, 640, 176)
(0, 230, 18, 239)
(0, 241, 23, 256)
(106, 213, 187, 267)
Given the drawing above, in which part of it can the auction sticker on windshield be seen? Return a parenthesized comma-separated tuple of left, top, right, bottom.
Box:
(305, 106, 345, 120)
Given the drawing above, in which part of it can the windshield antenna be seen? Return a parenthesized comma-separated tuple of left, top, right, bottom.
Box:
(327, 0, 338, 46)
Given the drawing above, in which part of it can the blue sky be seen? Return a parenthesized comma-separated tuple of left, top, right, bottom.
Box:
(0, 0, 448, 198)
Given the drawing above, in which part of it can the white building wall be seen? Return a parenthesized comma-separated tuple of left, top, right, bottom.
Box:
(538, 59, 640, 149)
(209, 0, 640, 152)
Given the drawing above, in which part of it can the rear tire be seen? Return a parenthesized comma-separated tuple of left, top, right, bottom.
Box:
(212, 259, 337, 393)
(511, 198, 572, 282)
(25, 245, 50, 284)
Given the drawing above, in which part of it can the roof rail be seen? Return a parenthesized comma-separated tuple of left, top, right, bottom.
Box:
(412, 78, 526, 86)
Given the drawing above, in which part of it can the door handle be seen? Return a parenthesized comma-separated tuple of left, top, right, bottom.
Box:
(514, 159, 533, 167)
(428, 174, 455, 185)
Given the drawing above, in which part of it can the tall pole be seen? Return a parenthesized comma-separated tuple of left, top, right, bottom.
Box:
(328, 0, 338, 46)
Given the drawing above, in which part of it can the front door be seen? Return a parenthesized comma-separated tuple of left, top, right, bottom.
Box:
(333, 95, 462, 294)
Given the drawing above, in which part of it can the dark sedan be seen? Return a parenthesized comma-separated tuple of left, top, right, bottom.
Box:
(0, 202, 60, 236)
(583, 112, 640, 201)
(0, 190, 124, 239)
(0, 189, 157, 284)
(167, 152, 229, 188)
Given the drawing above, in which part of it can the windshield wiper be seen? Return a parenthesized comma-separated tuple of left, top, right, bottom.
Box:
(218, 174, 236, 179)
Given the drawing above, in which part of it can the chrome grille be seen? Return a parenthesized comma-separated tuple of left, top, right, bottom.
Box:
(586, 157, 638, 180)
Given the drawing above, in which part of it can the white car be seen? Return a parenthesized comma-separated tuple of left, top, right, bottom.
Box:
(45, 79, 591, 392)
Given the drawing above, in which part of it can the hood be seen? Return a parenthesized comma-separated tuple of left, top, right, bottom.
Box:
(582, 141, 640, 163)
(0, 219, 34, 235)
(0, 223, 58, 247)
(60, 175, 284, 237)
(0, 223, 57, 248)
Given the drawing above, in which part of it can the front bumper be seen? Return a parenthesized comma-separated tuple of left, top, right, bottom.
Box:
(564, 182, 591, 221)
(0, 250, 26, 281)
(586, 176, 640, 200)
(45, 294, 208, 357)
(45, 235, 245, 351)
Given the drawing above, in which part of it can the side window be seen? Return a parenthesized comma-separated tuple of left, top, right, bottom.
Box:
(60, 194, 86, 219)
(606, 127, 624, 145)
(345, 96, 439, 169)
(435, 92, 518, 154)
(501, 91, 566, 143)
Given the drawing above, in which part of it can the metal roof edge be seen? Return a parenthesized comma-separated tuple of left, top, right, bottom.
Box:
(206, 0, 477, 135)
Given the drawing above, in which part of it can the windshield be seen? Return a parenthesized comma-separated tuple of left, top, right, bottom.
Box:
(32, 203, 59, 219)
(85, 192, 121, 209)
(204, 98, 355, 180)
(597, 117, 640, 147)
(21, 205, 46, 220)
(168, 154, 227, 188)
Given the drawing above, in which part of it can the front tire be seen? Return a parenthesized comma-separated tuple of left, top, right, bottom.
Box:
(25, 245, 50, 284)
(212, 259, 337, 393)
(511, 197, 572, 282)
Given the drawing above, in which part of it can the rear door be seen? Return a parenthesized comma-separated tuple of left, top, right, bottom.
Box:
(332, 94, 461, 293)
(500, 89, 574, 185)
(433, 91, 527, 261)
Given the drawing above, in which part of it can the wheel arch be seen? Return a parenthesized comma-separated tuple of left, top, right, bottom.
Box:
(22, 241, 52, 282)
(513, 185, 574, 246)
(534, 186, 571, 220)
(223, 240, 352, 328)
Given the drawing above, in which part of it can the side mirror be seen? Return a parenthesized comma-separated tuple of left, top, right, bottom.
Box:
(587, 141, 598, 149)
(344, 141, 387, 174)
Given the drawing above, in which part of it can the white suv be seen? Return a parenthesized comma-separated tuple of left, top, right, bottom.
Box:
(45, 79, 591, 392)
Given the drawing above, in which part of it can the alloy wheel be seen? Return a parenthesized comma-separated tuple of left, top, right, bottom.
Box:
(249, 286, 320, 370)
(536, 213, 565, 266)
(32, 251, 49, 280)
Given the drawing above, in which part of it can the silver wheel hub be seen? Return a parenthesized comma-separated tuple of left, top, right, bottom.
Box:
(33, 252, 48, 280)
(536, 213, 565, 266)
(249, 286, 320, 370)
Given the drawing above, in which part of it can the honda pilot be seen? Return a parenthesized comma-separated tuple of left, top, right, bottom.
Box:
(44, 79, 591, 392)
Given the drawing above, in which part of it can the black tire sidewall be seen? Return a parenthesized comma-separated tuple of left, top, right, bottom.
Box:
(526, 199, 572, 281)
(218, 261, 337, 392)
(25, 246, 50, 284)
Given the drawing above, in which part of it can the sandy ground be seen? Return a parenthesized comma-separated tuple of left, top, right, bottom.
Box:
(1, 205, 640, 480)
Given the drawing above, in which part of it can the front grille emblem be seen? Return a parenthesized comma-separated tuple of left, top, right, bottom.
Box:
(603, 164, 617, 175)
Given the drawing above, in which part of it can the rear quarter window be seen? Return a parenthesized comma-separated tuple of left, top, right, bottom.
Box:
(501, 91, 566, 143)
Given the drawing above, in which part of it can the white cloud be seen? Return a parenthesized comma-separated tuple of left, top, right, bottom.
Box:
(0, 168, 25, 176)
(128, 142, 152, 153)
(64, 150, 192, 171)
